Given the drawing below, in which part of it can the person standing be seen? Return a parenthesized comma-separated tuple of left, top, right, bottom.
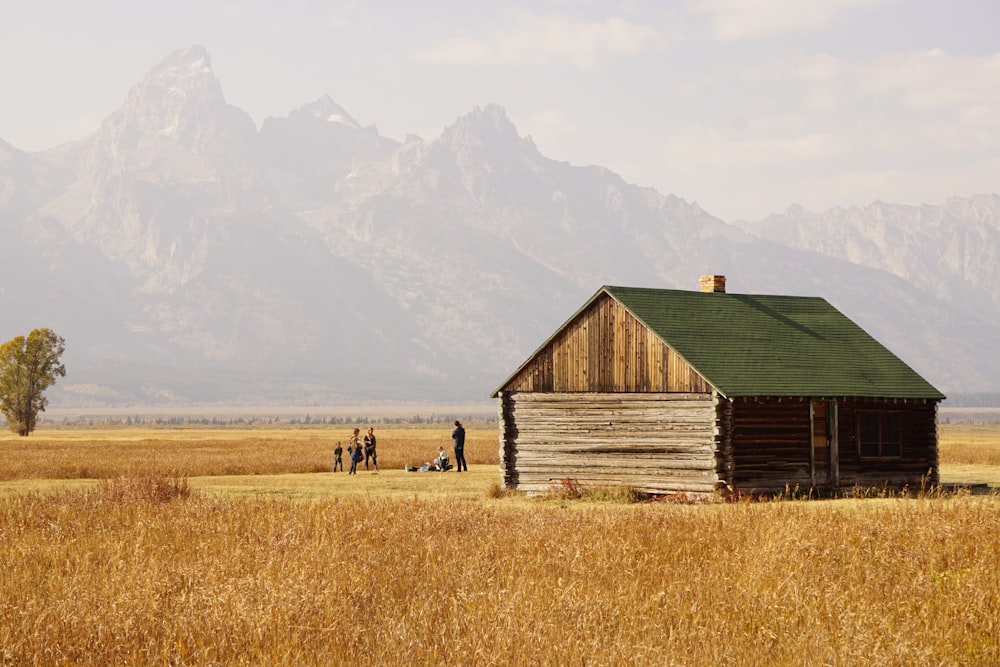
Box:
(348, 428, 362, 475)
(364, 427, 378, 472)
(452, 420, 467, 472)
(333, 441, 344, 472)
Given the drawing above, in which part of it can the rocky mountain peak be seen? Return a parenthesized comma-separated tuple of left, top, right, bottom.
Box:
(150, 45, 214, 79)
(77, 44, 257, 163)
(41, 46, 267, 282)
(128, 46, 226, 123)
(5, 46, 1000, 405)
(77, 45, 257, 171)
(293, 95, 361, 128)
(439, 104, 528, 151)
(944, 193, 1000, 222)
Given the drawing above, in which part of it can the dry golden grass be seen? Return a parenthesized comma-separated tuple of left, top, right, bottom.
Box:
(0, 479, 997, 665)
(3, 421, 998, 479)
(939, 423, 1000, 466)
(1, 423, 998, 663)
(0, 427, 496, 481)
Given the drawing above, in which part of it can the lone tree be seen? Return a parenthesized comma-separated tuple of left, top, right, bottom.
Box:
(0, 328, 66, 436)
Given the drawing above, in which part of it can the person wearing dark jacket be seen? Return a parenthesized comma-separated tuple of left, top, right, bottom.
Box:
(452, 420, 467, 472)
(364, 427, 378, 472)
(333, 441, 344, 472)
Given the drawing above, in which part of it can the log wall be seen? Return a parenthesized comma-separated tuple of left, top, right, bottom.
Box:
(499, 295, 712, 394)
(730, 398, 813, 492)
(836, 399, 939, 487)
(498, 391, 720, 494)
(729, 397, 939, 492)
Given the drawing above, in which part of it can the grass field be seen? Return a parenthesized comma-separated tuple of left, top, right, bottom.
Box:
(0, 425, 495, 482)
(3, 422, 998, 496)
(1, 423, 998, 664)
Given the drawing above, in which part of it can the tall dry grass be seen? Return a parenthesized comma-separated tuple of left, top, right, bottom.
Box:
(939, 423, 1000, 466)
(0, 427, 495, 481)
(1, 480, 998, 665)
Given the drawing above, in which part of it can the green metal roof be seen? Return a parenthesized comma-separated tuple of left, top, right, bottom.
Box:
(603, 285, 944, 399)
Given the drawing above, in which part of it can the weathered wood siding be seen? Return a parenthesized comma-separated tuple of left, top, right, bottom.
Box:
(729, 397, 939, 492)
(498, 294, 713, 394)
(498, 391, 720, 494)
(730, 398, 813, 492)
(836, 399, 939, 487)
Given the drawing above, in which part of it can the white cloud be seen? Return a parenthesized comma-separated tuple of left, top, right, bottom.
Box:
(327, 15, 350, 29)
(415, 13, 660, 68)
(690, 0, 895, 41)
(326, 1, 360, 30)
(810, 50, 1000, 152)
(653, 43, 1000, 218)
(693, 48, 1000, 166)
(795, 53, 846, 82)
(872, 52, 1000, 114)
(662, 126, 847, 170)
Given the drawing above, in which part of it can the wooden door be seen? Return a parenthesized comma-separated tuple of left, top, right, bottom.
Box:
(811, 401, 839, 487)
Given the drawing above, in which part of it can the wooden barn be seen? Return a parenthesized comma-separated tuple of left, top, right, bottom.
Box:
(492, 276, 945, 495)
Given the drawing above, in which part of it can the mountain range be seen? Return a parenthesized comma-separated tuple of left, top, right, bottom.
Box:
(2, 45, 998, 407)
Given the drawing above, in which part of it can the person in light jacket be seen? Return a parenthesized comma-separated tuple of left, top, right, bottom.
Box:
(348, 428, 363, 475)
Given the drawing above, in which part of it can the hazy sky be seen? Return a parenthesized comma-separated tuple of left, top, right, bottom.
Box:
(2, 0, 998, 220)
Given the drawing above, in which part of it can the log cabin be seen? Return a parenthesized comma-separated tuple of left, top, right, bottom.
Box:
(492, 276, 945, 496)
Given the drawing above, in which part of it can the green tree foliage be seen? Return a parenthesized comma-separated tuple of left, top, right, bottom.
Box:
(0, 328, 66, 436)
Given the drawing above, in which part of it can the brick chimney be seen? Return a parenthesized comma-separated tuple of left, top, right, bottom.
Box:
(700, 275, 726, 293)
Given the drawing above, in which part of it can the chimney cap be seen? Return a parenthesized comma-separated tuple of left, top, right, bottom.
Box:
(700, 275, 726, 293)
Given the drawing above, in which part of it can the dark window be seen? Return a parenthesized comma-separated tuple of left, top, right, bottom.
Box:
(857, 412, 902, 459)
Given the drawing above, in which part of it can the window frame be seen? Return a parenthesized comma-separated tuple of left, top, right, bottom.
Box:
(856, 411, 903, 460)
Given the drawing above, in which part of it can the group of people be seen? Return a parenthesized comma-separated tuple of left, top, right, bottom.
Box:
(332, 420, 468, 474)
(332, 427, 378, 474)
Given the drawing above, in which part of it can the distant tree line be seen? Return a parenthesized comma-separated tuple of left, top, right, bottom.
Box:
(941, 393, 1000, 408)
(50, 414, 497, 428)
